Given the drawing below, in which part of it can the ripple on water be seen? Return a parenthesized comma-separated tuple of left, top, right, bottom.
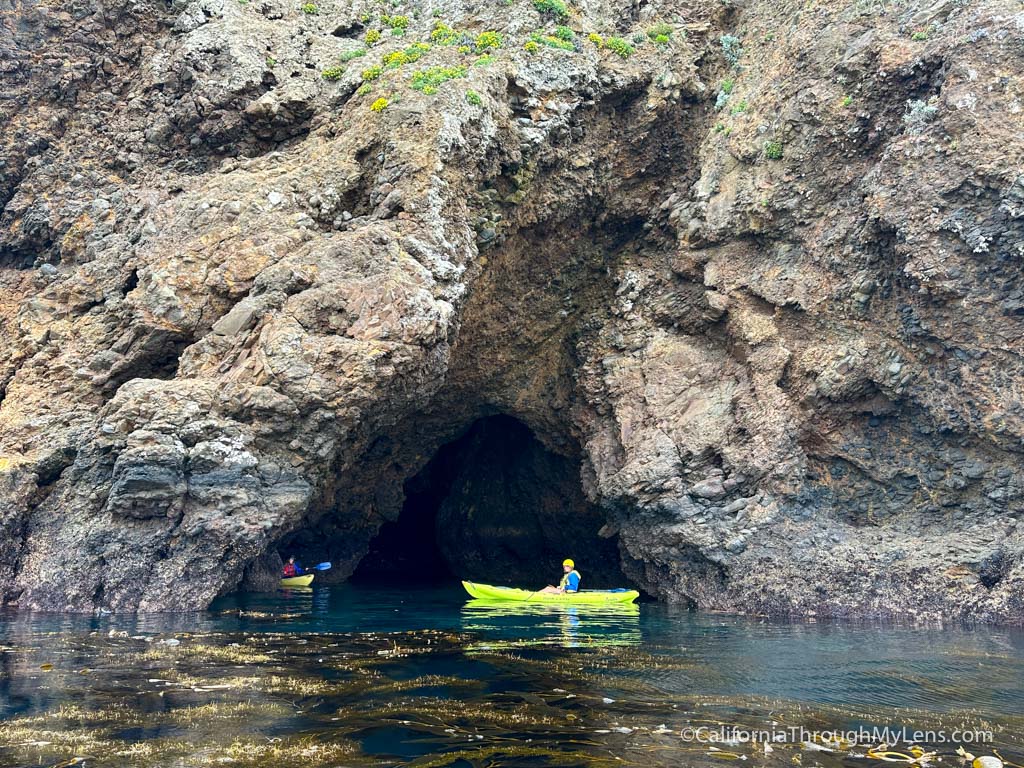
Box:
(1, 587, 1023, 767)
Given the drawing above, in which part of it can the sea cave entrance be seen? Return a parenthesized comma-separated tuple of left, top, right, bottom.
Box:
(348, 415, 627, 589)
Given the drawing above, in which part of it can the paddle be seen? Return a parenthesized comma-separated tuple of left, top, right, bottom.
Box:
(285, 563, 330, 577)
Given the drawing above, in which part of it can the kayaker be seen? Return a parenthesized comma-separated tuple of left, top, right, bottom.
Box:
(540, 559, 581, 594)
(282, 556, 304, 578)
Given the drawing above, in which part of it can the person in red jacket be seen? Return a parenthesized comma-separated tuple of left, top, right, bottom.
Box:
(282, 556, 304, 577)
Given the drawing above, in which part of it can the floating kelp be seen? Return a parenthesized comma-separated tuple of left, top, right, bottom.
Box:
(1, 626, 1022, 768)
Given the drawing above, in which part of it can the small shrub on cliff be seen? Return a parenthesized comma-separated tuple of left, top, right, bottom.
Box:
(729, 99, 748, 114)
(903, 99, 938, 133)
(588, 32, 603, 48)
(389, 14, 410, 30)
(411, 65, 468, 92)
(840, 94, 853, 108)
(370, 97, 389, 112)
(475, 31, 502, 51)
(431, 22, 460, 44)
(911, 29, 928, 41)
(720, 34, 743, 66)
(321, 66, 344, 80)
(365, 29, 381, 44)
(356, 83, 372, 95)
(300, 3, 318, 13)
(530, 31, 575, 51)
(465, 89, 482, 106)
(361, 65, 383, 81)
(380, 43, 430, 70)
(763, 140, 783, 159)
(554, 25, 574, 41)
(265, 56, 277, 67)
(474, 54, 495, 66)
(524, 40, 540, 53)
(647, 22, 673, 40)
(339, 48, 367, 62)
(605, 36, 633, 57)
(533, 0, 568, 20)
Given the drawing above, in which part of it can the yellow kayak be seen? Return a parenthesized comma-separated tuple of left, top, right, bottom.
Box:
(462, 581, 639, 604)
(280, 574, 314, 587)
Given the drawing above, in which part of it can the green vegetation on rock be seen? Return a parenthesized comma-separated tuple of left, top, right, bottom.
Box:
(647, 22, 673, 40)
(605, 36, 633, 58)
(532, 0, 568, 20)
(720, 34, 743, 66)
(300, 2, 318, 13)
(763, 140, 784, 159)
(465, 89, 482, 106)
(381, 42, 431, 68)
(475, 31, 502, 52)
(903, 98, 938, 133)
(529, 30, 575, 51)
(411, 65, 467, 94)
(431, 22, 467, 45)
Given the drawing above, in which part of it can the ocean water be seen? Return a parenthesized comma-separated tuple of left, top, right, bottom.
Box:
(1, 584, 1022, 767)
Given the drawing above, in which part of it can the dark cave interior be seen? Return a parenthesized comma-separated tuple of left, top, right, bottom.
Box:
(345, 415, 629, 589)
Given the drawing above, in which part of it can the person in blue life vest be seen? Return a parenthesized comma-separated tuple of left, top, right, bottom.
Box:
(282, 556, 304, 578)
(540, 559, 581, 594)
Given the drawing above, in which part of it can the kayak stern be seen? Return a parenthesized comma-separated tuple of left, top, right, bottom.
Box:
(280, 574, 315, 587)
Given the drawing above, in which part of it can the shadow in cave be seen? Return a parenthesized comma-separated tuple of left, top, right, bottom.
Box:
(350, 415, 629, 590)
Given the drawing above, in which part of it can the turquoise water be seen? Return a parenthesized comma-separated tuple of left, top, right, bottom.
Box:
(1, 584, 1023, 767)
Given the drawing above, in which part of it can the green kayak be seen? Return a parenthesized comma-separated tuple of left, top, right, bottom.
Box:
(462, 581, 640, 604)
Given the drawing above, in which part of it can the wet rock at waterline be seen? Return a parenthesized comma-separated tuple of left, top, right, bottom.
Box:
(0, 0, 1022, 619)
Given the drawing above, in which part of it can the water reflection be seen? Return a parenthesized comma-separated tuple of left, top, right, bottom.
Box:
(461, 600, 642, 648)
(2, 587, 1024, 768)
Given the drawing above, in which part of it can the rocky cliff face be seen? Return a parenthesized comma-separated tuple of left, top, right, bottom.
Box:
(1, 0, 1021, 619)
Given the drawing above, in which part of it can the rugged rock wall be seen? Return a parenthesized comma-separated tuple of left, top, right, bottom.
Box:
(0, 0, 1021, 619)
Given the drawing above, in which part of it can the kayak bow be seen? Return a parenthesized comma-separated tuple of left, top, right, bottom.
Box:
(280, 574, 315, 587)
(462, 581, 639, 604)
